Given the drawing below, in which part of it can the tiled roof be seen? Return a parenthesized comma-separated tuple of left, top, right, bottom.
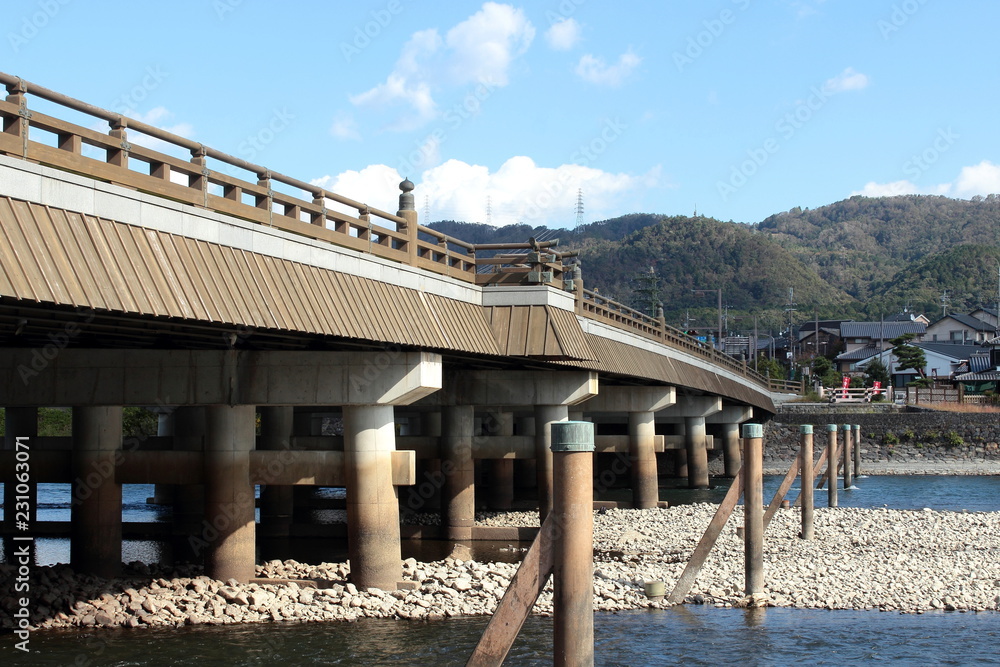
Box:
(931, 313, 996, 332)
(954, 371, 1000, 381)
(840, 322, 925, 339)
(914, 342, 985, 360)
(836, 345, 880, 362)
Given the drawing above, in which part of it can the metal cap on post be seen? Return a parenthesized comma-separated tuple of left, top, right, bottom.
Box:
(551, 421, 595, 453)
(800, 424, 813, 435)
(742, 423, 763, 439)
(827, 424, 837, 432)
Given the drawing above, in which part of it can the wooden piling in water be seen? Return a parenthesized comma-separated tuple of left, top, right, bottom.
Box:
(853, 424, 861, 479)
(551, 421, 595, 667)
(827, 424, 838, 508)
(800, 425, 814, 540)
(743, 423, 764, 596)
(842, 423, 853, 489)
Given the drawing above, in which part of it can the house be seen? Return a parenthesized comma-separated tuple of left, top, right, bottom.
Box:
(857, 341, 983, 388)
(884, 310, 930, 325)
(834, 321, 926, 372)
(925, 312, 996, 344)
(953, 335, 1000, 394)
(967, 307, 999, 331)
(797, 319, 848, 358)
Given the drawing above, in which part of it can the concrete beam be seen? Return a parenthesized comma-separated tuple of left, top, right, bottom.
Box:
(704, 405, 754, 424)
(419, 371, 598, 407)
(580, 386, 675, 413)
(655, 395, 722, 420)
(0, 350, 442, 406)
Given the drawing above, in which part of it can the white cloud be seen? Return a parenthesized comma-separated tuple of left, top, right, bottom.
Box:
(953, 160, 1000, 197)
(311, 156, 660, 227)
(330, 112, 361, 141)
(823, 67, 869, 94)
(575, 50, 641, 87)
(349, 3, 534, 130)
(851, 161, 1000, 199)
(445, 2, 534, 86)
(545, 18, 581, 51)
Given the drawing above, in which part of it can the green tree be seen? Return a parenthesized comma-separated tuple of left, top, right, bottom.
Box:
(756, 355, 784, 379)
(890, 334, 927, 378)
(864, 358, 890, 385)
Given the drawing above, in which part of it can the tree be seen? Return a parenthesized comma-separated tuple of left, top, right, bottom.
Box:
(864, 357, 890, 386)
(756, 355, 784, 379)
(890, 334, 927, 380)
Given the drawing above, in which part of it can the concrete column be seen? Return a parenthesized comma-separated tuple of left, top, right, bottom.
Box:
(148, 410, 175, 505)
(487, 412, 514, 510)
(173, 407, 206, 529)
(534, 404, 568, 521)
(404, 411, 441, 513)
(71, 406, 123, 578)
(343, 404, 401, 590)
(674, 448, 688, 479)
(628, 411, 658, 509)
(4, 408, 37, 540)
(685, 416, 710, 489)
(259, 406, 294, 538)
(202, 405, 256, 583)
(514, 416, 536, 497)
(721, 422, 741, 477)
(442, 404, 475, 541)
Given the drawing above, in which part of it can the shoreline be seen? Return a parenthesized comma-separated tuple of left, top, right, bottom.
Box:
(6, 500, 1000, 633)
(762, 460, 1000, 476)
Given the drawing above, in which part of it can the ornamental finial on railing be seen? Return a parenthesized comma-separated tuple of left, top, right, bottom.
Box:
(398, 177, 415, 212)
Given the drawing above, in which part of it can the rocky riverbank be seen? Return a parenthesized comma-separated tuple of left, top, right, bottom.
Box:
(5, 503, 1000, 632)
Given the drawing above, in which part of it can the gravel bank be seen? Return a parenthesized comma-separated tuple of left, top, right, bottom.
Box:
(763, 460, 1000, 476)
(5, 504, 1000, 631)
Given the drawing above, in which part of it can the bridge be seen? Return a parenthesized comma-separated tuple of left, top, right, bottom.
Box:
(0, 73, 774, 591)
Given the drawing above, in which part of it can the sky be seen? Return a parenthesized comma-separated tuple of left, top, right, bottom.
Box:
(4, 0, 1000, 227)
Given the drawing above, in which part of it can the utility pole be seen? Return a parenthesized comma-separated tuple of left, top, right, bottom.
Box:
(784, 288, 797, 366)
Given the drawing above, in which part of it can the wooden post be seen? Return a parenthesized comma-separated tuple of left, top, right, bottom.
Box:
(467, 515, 555, 666)
(763, 449, 802, 530)
(742, 423, 764, 596)
(667, 467, 742, 603)
(853, 424, 862, 479)
(800, 425, 814, 540)
(551, 421, 595, 667)
(842, 423, 853, 489)
(827, 424, 838, 508)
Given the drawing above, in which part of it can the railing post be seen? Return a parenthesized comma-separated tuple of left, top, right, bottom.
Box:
(310, 190, 327, 227)
(107, 117, 129, 169)
(395, 177, 419, 267)
(4, 79, 30, 158)
(190, 146, 210, 208)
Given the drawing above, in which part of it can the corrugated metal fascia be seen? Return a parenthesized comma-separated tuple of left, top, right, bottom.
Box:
(155, 230, 209, 321)
(25, 201, 77, 306)
(5, 199, 52, 302)
(0, 199, 34, 300)
(547, 307, 596, 360)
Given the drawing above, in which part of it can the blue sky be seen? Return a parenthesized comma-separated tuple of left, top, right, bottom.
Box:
(5, 0, 999, 227)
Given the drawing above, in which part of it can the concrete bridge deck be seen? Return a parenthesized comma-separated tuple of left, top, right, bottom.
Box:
(0, 72, 773, 590)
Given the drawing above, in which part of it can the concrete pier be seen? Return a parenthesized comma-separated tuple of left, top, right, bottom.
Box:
(721, 422, 741, 477)
(535, 404, 568, 521)
(685, 416, 710, 489)
(486, 411, 514, 510)
(344, 404, 402, 590)
(202, 405, 256, 583)
(71, 406, 123, 578)
(259, 406, 294, 538)
(3, 408, 37, 542)
(442, 404, 475, 541)
(629, 411, 658, 508)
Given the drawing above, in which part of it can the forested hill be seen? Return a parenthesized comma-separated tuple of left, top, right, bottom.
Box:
(426, 194, 1000, 323)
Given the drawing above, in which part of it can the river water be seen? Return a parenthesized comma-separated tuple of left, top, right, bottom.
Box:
(4, 475, 1000, 665)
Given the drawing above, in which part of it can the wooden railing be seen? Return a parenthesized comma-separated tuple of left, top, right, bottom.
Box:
(0, 71, 770, 391)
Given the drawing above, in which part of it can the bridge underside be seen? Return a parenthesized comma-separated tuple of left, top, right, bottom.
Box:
(0, 154, 772, 592)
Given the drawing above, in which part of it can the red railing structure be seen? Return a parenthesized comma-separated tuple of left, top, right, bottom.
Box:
(0, 71, 769, 389)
